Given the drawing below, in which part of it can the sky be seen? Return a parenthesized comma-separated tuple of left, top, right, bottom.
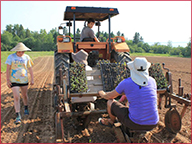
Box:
(1, 1, 191, 47)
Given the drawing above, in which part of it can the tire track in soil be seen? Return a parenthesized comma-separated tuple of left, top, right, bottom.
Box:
(22, 58, 54, 143)
(23, 71, 54, 143)
(15, 71, 50, 143)
(1, 57, 54, 143)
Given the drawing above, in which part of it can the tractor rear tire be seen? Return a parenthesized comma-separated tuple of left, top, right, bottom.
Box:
(54, 50, 70, 84)
(111, 50, 132, 63)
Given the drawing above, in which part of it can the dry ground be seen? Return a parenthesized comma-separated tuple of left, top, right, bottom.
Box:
(1, 56, 191, 143)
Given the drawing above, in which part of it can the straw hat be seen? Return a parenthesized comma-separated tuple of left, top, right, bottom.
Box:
(72, 49, 88, 65)
(10, 42, 31, 51)
(127, 57, 151, 86)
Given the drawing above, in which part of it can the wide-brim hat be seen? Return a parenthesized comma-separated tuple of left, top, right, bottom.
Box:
(127, 57, 151, 86)
(72, 49, 88, 65)
(10, 42, 31, 51)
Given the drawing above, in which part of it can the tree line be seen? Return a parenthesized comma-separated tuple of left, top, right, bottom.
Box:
(1, 24, 191, 57)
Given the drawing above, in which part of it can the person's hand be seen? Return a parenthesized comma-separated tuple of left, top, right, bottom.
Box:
(30, 79, 34, 85)
(99, 90, 106, 98)
(7, 80, 12, 88)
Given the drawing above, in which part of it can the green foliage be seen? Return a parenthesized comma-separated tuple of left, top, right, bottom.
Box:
(99, 62, 130, 91)
(149, 63, 168, 89)
(1, 24, 59, 51)
(133, 32, 142, 44)
(69, 62, 88, 93)
(1, 24, 190, 57)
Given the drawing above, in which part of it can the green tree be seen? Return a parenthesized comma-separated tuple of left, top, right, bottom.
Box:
(18, 24, 25, 39)
(170, 47, 182, 56)
(133, 32, 140, 44)
(13, 24, 20, 36)
(1, 31, 13, 46)
(25, 28, 31, 38)
(13, 35, 21, 42)
(140, 36, 144, 43)
(6, 24, 13, 33)
(49, 28, 59, 46)
(76, 28, 81, 42)
(23, 37, 36, 50)
(183, 39, 191, 57)
(137, 42, 143, 48)
(142, 43, 150, 52)
(167, 40, 172, 48)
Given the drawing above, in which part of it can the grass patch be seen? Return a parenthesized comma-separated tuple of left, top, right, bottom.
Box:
(1, 51, 54, 72)
(130, 53, 179, 57)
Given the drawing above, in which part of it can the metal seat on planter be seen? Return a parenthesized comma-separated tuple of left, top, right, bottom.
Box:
(122, 126, 153, 143)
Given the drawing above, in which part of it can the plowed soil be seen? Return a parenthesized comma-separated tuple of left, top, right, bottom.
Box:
(1, 56, 191, 143)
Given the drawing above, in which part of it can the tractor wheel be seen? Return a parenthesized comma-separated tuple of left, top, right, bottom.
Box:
(164, 109, 172, 132)
(165, 108, 181, 134)
(54, 50, 70, 84)
(111, 50, 132, 63)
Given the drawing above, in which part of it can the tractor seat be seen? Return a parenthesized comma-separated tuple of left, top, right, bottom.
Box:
(82, 37, 95, 42)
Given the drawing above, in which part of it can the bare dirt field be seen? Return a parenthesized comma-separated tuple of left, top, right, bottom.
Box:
(1, 56, 191, 143)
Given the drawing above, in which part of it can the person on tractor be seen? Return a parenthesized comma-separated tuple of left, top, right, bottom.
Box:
(80, 18, 100, 42)
(98, 57, 159, 130)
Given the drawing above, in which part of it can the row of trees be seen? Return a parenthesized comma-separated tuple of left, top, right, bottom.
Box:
(126, 32, 191, 57)
(1, 24, 58, 51)
(1, 24, 191, 57)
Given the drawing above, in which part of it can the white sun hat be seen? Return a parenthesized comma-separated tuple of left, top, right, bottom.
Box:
(72, 49, 88, 65)
(10, 42, 31, 51)
(127, 57, 151, 86)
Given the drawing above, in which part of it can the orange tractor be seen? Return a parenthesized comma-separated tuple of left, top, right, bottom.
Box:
(54, 6, 132, 142)
(53, 6, 191, 143)
(54, 6, 131, 84)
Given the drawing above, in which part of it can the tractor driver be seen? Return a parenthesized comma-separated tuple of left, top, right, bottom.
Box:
(80, 18, 100, 42)
(98, 57, 159, 130)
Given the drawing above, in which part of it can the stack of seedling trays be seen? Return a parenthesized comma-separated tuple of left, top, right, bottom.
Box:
(149, 63, 168, 90)
(98, 61, 168, 92)
(69, 62, 88, 93)
(98, 61, 130, 92)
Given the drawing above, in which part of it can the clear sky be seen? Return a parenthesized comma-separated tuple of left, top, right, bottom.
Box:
(1, 1, 191, 47)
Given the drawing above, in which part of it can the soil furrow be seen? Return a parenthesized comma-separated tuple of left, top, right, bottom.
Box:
(16, 72, 50, 143)
(1, 56, 191, 143)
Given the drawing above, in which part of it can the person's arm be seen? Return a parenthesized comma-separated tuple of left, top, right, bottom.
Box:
(99, 89, 120, 100)
(6, 64, 12, 88)
(28, 67, 34, 85)
(94, 37, 100, 42)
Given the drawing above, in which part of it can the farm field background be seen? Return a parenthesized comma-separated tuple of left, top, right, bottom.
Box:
(1, 52, 191, 143)
(0, 51, 182, 72)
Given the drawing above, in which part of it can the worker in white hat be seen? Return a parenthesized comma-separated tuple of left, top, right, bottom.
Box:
(5, 42, 34, 124)
(98, 57, 159, 130)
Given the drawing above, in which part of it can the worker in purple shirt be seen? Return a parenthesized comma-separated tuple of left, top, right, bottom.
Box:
(98, 57, 159, 130)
